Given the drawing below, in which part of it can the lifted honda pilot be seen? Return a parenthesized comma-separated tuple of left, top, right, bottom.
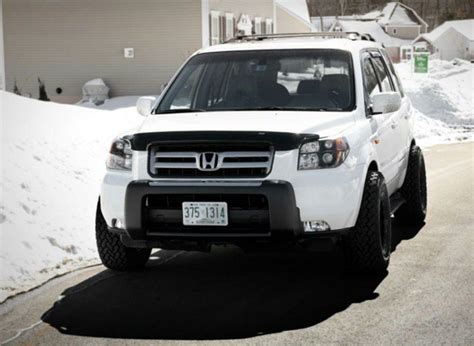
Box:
(96, 32, 427, 274)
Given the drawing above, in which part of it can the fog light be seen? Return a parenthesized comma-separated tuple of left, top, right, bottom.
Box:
(304, 220, 331, 232)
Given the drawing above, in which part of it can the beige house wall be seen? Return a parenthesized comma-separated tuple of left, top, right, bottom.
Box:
(385, 25, 421, 40)
(3, 0, 202, 103)
(275, 5, 312, 34)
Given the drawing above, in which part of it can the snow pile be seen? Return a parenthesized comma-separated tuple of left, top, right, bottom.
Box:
(395, 59, 473, 146)
(0, 91, 142, 302)
(81, 78, 110, 105)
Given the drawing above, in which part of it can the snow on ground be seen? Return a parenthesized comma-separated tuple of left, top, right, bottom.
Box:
(395, 59, 473, 146)
(78, 95, 142, 111)
(0, 58, 472, 303)
(0, 91, 142, 302)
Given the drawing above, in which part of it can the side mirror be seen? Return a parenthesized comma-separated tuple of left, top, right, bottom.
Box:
(371, 92, 401, 114)
(136, 96, 157, 117)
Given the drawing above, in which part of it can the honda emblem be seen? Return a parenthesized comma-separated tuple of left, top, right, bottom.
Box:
(197, 152, 220, 171)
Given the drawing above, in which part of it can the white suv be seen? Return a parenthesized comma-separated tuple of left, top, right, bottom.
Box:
(96, 33, 427, 274)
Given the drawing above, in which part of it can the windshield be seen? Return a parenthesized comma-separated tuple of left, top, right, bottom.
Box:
(156, 49, 355, 114)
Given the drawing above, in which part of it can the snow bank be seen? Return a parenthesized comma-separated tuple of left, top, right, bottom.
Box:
(0, 91, 142, 302)
(79, 95, 142, 111)
(395, 59, 473, 146)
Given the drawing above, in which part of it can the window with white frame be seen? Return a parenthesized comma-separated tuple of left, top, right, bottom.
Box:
(225, 13, 235, 41)
(265, 18, 273, 34)
(210, 11, 221, 45)
(254, 17, 262, 35)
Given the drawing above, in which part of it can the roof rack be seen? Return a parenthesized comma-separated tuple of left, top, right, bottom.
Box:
(225, 31, 376, 43)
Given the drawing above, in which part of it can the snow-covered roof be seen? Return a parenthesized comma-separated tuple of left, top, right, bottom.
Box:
(332, 19, 412, 47)
(276, 0, 312, 26)
(361, 2, 427, 27)
(413, 19, 474, 44)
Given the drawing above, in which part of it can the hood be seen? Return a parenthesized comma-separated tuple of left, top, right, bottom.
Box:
(137, 111, 355, 138)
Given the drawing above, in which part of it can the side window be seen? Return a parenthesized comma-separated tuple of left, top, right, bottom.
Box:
(254, 17, 262, 35)
(265, 19, 273, 34)
(362, 56, 380, 97)
(380, 50, 405, 97)
(210, 11, 220, 45)
(371, 56, 395, 92)
(225, 13, 235, 41)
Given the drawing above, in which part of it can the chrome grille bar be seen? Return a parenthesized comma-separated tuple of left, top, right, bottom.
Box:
(149, 146, 274, 178)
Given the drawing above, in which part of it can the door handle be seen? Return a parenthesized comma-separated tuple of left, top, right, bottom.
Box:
(391, 122, 397, 129)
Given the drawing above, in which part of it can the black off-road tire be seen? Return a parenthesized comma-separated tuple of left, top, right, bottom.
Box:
(395, 145, 427, 226)
(343, 171, 391, 274)
(95, 201, 151, 271)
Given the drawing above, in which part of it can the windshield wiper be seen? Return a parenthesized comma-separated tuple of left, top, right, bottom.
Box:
(156, 108, 206, 114)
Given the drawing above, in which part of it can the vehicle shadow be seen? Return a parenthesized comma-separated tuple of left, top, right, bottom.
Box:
(41, 222, 422, 340)
(391, 220, 425, 252)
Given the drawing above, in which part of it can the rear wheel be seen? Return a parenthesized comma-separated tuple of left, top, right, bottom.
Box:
(395, 145, 427, 226)
(96, 200, 151, 271)
(343, 171, 391, 274)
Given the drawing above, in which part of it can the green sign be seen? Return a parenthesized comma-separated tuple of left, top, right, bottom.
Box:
(414, 54, 429, 73)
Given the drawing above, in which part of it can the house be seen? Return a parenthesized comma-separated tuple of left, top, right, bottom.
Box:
(329, 19, 412, 62)
(324, 2, 428, 62)
(412, 19, 474, 61)
(361, 2, 428, 39)
(0, 0, 311, 103)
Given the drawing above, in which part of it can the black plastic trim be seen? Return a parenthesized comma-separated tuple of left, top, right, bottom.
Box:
(127, 131, 318, 151)
(124, 180, 303, 239)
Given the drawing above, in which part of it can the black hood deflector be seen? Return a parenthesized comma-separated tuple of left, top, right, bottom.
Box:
(127, 131, 319, 151)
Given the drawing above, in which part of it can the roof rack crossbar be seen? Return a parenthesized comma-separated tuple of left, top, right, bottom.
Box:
(225, 31, 376, 43)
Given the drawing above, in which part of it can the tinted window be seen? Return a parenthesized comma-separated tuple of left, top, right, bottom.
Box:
(362, 57, 380, 97)
(157, 49, 355, 113)
(372, 56, 394, 92)
(380, 49, 405, 97)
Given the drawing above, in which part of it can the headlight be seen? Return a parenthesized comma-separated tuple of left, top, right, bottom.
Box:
(298, 137, 349, 170)
(106, 138, 133, 170)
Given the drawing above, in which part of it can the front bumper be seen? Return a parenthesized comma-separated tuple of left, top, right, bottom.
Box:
(104, 179, 350, 250)
(124, 180, 302, 239)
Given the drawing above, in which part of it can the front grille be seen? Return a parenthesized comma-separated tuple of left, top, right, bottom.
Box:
(148, 143, 274, 178)
(144, 194, 270, 234)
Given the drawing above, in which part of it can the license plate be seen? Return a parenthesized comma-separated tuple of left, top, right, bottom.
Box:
(182, 202, 228, 226)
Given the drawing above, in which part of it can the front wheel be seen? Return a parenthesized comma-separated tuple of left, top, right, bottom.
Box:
(395, 145, 427, 226)
(95, 200, 151, 271)
(343, 171, 391, 274)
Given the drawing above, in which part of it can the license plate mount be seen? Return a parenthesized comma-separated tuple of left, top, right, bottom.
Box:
(182, 202, 228, 226)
